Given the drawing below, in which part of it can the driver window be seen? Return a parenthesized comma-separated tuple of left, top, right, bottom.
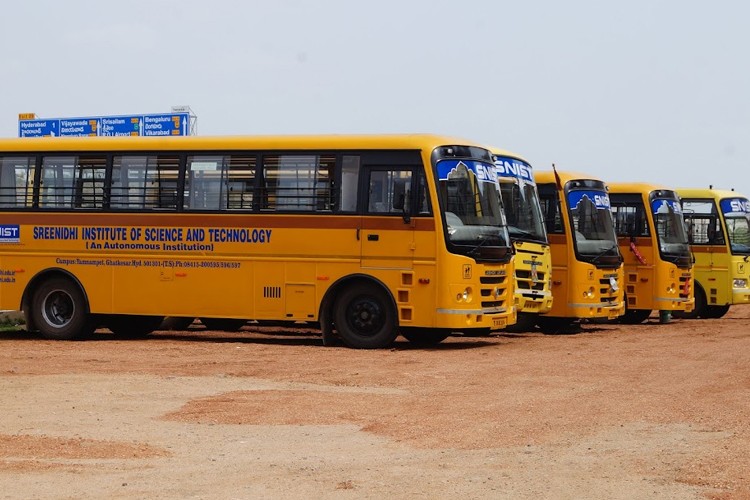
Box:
(367, 169, 412, 214)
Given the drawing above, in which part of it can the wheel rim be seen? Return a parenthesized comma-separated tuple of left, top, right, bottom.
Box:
(345, 295, 385, 337)
(42, 290, 75, 328)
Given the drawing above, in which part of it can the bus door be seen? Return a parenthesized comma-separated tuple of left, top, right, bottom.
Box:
(682, 198, 726, 260)
(360, 165, 417, 270)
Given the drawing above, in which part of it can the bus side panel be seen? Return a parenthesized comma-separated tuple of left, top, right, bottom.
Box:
(619, 235, 656, 311)
(692, 246, 730, 306)
(545, 233, 570, 317)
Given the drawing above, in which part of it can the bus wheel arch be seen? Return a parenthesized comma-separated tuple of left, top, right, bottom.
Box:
(321, 275, 399, 349)
(676, 282, 707, 319)
(22, 269, 94, 340)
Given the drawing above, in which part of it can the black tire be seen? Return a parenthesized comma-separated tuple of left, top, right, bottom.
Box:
(199, 318, 247, 331)
(160, 317, 196, 330)
(536, 316, 579, 334)
(107, 315, 164, 338)
(31, 277, 93, 340)
(505, 313, 537, 333)
(619, 308, 652, 324)
(401, 328, 451, 346)
(704, 304, 731, 319)
(677, 286, 706, 319)
(333, 283, 398, 349)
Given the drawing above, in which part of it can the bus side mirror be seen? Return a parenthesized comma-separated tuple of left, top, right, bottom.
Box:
(392, 179, 411, 224)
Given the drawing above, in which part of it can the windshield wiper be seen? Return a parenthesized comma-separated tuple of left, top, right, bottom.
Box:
(508, 226, 534, 238)
(467, 232, 506, 257)
(589, 243, 620, 266)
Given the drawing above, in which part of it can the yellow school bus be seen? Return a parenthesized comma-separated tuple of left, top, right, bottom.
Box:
(534, 170, 624, 331)
(492, 149, 552, 330)
(0, 134, 515, 348)
(608, 183, 694, 323)
(676, 187, 750, 318)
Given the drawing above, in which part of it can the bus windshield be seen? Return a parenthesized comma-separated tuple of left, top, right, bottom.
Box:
(721, 198, 750, 255)
(436, 158, 510, 260)
(495, 156, 547, 243)
(567, 185, 620, 265)
(651, 197, 691, 261)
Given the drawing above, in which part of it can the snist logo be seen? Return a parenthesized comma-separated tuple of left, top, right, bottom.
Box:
(494, 159, 533, 182)
(594, 194, 611, 209)
(474, 162, 497, 182)
(729, 199, 750, 213)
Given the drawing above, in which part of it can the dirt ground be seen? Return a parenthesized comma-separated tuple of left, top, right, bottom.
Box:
(0, 305, 748, 500)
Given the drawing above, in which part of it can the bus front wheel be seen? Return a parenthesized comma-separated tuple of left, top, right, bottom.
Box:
(31, 277, 93, 340)
(334, 283, 398, 349)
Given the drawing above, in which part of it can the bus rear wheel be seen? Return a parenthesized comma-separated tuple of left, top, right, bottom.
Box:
(334, 283, 398, 349)
(31, 277, 93, 340)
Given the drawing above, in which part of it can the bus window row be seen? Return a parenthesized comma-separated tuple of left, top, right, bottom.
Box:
(0, 153, 430, 215)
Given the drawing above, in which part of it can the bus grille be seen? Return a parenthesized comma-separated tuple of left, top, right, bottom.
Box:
(480, 276, 508, 309)
(598, 278, 619, 301)
(515, 270, 547, 291)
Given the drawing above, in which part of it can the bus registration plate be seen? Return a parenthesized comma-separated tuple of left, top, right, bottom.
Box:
(493, 317, 506, 329)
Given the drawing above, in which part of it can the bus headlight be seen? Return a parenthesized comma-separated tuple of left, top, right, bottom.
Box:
(733, 278, 748, 289)
(583, 287, 595, 299)
(456, 288, 472, 302)
(666, 283, 676, 294)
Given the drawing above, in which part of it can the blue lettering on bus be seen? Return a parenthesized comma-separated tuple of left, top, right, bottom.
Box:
(652, 199, 682, 215)
(567, 190, 611, 210)
(494, 157, 534, 184)
(207, 228, 272, 243)
(437, 160, 498, 184)
(720, 198, 750, 215)
(33, 226, 79, 240)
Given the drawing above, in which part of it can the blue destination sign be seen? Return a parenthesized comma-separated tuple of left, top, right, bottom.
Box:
(18, 120, 59, 137)
(18, 113, 190, 138)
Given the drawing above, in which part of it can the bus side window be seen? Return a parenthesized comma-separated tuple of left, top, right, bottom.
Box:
(262, 154, 333, 212)
(339, 155, 360, 212)
(682, 200, 725, 245)
(416, 172, 431, 214)
(225, 154, 256, 210)
(367, 169, 413, 214)
(111, 155, 180, 210)
(538, 185, 563, 233)
(112, 156, 147, 209)
(73, 156, 106, 209)
(0, 156, 34, 208)
(39, 156, 76, 208)
(185, 156, 224, 210)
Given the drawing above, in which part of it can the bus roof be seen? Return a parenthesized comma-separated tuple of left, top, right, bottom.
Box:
(533, 169, 606, 185)
(608, 181, 675, 194)
(488, 147, 531, 164)
(0, 133, 484, 153)
(675, 187, 748, 200)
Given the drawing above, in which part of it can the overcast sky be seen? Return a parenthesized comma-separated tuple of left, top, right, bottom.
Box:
(3, 1, 748, 197)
